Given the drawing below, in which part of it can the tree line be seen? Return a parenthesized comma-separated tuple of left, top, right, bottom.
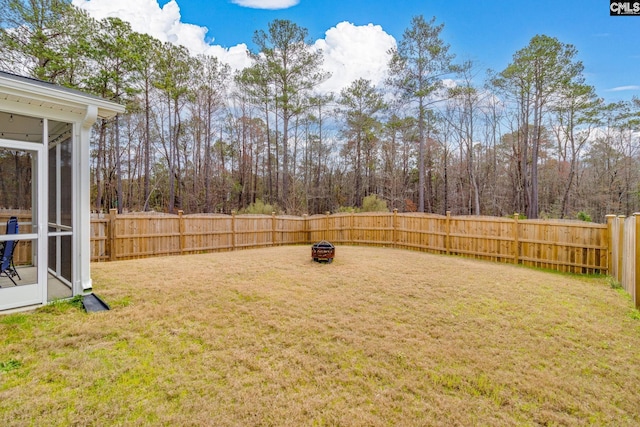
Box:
(1, 0, 639, 221)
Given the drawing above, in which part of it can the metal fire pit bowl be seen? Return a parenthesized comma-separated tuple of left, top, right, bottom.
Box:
(312, 240, 335, 263)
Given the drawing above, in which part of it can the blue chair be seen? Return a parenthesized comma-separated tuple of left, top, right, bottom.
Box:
(0, 217, 21, 286)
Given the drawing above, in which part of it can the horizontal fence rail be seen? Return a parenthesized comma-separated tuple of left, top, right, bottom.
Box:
(87, 210, 609, 276)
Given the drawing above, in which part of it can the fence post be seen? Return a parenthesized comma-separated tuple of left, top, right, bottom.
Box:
(303, 214, 309, 244)
(231, 211, 236, 251)
(350, 211, 354, 243)
(324, 211, 330, 241)
(618, 215, 625, 283)
(178, 210, 185, 254)
(393, 209, 398, 248)
(635, 213, 640, 309)
(606, 214, 616, 276)
(513, 213, 520, 265)
(446, 211, 451, 255)
(109, 208, 117, 261)
(272, 211, 277, 246)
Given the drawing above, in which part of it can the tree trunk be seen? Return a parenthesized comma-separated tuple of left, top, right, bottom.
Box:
(95, 119, 107, 212)
(143, 77, 151, 212)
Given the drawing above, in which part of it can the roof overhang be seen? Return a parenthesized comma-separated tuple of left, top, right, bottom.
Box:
(0, 71, 125, 122)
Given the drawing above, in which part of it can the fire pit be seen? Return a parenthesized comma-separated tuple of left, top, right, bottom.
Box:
(311, 240, 335, 263)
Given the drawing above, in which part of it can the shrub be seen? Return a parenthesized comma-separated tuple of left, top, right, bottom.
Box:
(337, 206, 356, 213)
(239, 199, 279, 215)
(507, 213, 527, 220)
(577, 211, 592, 222)
(404, 199, 417, 212)
(361, 195, 388, 212)
(336, 195, 388, 213)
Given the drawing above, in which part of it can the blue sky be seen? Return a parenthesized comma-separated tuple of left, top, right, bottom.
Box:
(74, 0, 640, 103)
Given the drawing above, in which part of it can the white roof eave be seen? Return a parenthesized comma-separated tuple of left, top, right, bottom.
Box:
(0, 72, 125, 120)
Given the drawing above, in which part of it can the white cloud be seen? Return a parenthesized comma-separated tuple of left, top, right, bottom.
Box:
(72, 2, 397, 95)
(72, 0, 252, 71)
(608, 85, 640, 92)
(202, 44, 253, 71)
(73, 0, 184, 44)
(314, 22, 396, 94)
(231, 0, 299, 10)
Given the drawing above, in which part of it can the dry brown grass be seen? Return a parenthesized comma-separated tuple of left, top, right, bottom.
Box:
(1, 245, 640, 426)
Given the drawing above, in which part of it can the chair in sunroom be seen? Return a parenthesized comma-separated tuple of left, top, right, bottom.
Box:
(0, 216, 21, 286)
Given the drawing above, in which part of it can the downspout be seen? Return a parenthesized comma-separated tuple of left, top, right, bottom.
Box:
(78, 105, 98, 294)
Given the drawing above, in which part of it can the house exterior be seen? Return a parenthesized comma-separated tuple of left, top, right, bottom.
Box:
(0, 71, 124, 312)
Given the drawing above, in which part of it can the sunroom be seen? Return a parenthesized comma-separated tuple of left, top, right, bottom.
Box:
(0, 71, 124, 312)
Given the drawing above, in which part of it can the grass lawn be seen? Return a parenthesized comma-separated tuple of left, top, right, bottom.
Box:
(1, 245, 640, 426)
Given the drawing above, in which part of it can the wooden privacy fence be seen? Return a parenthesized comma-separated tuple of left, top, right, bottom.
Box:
(3, 208, 635, 306)
(607, 214, 640, 309)
(90, 210, 308, 261)
(91, 209, 609, 276)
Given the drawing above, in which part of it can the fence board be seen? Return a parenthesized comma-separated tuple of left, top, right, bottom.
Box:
(183, 215, 233, 253)
(622, 216, 636, 302)
(90, 218, 109, 261)
(605, 214, 639, 309)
